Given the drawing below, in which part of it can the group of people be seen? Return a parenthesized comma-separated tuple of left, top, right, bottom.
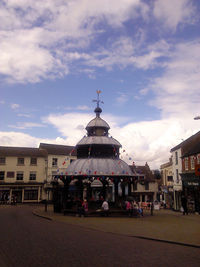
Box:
(0, 192, 10, 204)
(0, 192, 17, 205)
(125, 200, 143, 217)
(76, 198, 109, 217)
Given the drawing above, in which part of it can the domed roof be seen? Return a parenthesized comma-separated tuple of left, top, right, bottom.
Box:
(77, 136, 121, 147)
(86, 117, 110, 130)
(66, 158, 133, 176)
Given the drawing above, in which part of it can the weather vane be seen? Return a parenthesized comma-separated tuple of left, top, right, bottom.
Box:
(93, 90, 104, 108)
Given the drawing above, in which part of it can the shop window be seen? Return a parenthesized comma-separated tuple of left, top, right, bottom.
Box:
(0, 157, 6, 165)
(30, 157, 37, 165)
(190, 156, 195, 170)
(185, 158, 188, 170)
(17, 158, 24, 165)
(16, 172, 23, 180)
(29, 172, 36, 180)
(7, 172, 15, 178)
(24, 190, 38, 200)
(145, 182, 149, 190)
(0, 171, 5, 180)
(175, 151, 178, 165)
(52, 158, 58, 167)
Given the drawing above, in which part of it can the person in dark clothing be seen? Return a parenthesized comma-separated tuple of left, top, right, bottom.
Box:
(150, 202, 154, 216)
(77, 199, 84, 217)
(181, 195, 188, 215)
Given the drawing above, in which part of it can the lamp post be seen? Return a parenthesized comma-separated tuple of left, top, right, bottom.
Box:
(194, 116, 200, 120)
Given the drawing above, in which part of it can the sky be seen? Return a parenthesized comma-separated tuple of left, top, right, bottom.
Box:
(0, 0, 200, 169)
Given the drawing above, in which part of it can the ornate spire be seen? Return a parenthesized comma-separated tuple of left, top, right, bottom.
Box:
(93, 90, 104, 117)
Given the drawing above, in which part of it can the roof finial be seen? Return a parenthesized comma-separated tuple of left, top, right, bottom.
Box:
(93, 90, 104, 117)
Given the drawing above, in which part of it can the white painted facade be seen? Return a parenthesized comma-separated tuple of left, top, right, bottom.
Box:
(171, 147, 182, 210)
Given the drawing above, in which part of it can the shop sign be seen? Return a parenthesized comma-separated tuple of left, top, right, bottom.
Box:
(184, 180, 200, 187)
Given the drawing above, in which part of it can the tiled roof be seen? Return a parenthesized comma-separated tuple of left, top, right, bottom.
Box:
(160, 161, 172, 169)
(129, 164, 155, 182)
(0, 146, 47, 157)
(66, 158, 133, 176)
(39, 143, 77, 156)
(77, 136, 121, 146)
(181, 135, 200, 157)
(86, 117, 110, 130)
(170, 131, 200, 152)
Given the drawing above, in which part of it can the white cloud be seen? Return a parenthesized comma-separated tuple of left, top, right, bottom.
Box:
(10, 103, 20, 109)
(0, 0, 197, 83)
(153, 0, 195, 31)
(17, 113, 32, 118)
(0, 0, 149, 83)
(2, 111, 200, 169)
(139, 88, 149, 96)
(8, 122, 46, 129)
(76, 105, 91, 111)
(150, 40, 200, 119)
(0, 131, 68, 147)
(116, 93, 129, 105)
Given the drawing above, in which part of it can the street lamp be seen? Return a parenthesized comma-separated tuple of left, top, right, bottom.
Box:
(194, 116, 200, 120)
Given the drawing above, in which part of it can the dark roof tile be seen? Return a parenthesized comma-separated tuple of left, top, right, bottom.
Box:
(39, 143, 77, 156)
(0, 146, 47, 157)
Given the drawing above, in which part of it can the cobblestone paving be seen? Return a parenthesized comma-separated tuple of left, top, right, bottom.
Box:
(0, 205, 200, 267)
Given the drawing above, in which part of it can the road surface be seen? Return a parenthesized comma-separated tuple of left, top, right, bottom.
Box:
(0, 205, 199, 267)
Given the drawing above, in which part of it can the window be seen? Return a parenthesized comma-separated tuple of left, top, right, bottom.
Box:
(133, 182, 137, 191)
(176, 169, 179, 183)
(16, 172, 23, 180)
(0, 171, 5, 180)
(24, 190, 38, 200)
(17, 157, 24, 165)
(52, 158, 58, 167)
(30, 157, 37, 165)
(0, 157, 6, 165)
(7, 172, 15, 178)
(167, 176, 173, 182)
(185, 157, 188, 170)
(191, 156, 195, 170)
(175, 151, 178, 165)
(29, 172, 36, 181)
(145, 182, 149, 190)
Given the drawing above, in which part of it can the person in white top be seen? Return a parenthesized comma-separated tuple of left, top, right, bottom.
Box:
(101, 200, 109, 216)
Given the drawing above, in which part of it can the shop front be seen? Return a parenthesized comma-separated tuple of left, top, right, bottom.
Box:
(181, 175, 200, 213)
(0, 184, 43, 203)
